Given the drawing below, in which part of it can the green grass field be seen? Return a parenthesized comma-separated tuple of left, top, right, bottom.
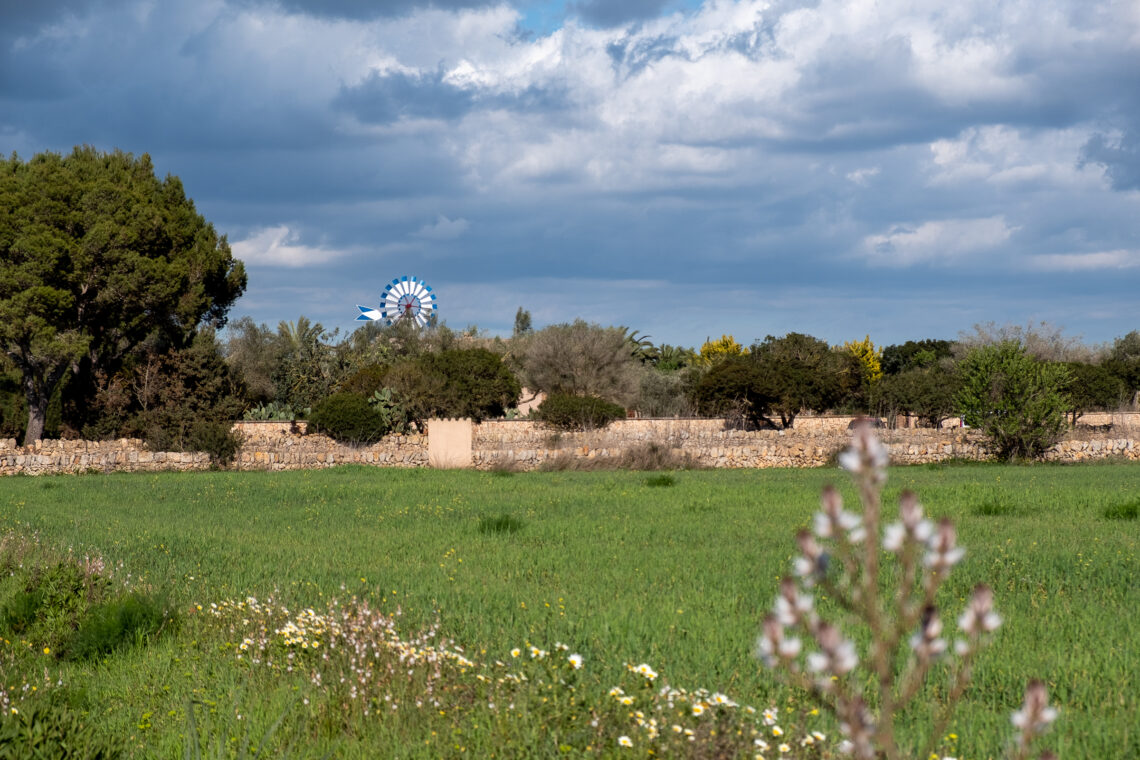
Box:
(1, 461, 1138, 758)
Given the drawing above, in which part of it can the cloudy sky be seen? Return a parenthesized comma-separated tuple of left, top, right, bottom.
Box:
(2, 0, 1138, 348)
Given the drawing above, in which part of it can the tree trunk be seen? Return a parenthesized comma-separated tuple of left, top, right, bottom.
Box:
(24, 396, 47, 444)
(20, 363, 66, 444)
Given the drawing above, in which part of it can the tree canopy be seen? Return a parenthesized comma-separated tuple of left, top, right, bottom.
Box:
(519, 320, 640, 406)
(386, 348, 520, 424)
(749, 333, 850, 428)
(881, 339, 953, 375)
(0, 147, 246, 441)
(955, 342, 1071, 460)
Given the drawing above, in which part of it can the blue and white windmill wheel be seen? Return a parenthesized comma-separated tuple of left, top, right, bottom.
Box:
(356, 276, 438, 327)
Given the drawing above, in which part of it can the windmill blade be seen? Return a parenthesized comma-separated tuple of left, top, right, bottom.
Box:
(355, 305, 383, 321)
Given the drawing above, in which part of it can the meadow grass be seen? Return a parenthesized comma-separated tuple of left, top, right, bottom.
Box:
(0, 462, 1137, 758)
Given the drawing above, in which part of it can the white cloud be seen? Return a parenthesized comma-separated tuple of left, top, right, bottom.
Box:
(1030, 250, 1140, 271)
(861, 216, 1016, 266)
(231, 226, 348, 268)
(846, 166, 881, 185)
(161, 0, 1136, 197)
(10, 0, 1140, 345)
(414, 214, 470, 240)
(927, 126, 1105, 190)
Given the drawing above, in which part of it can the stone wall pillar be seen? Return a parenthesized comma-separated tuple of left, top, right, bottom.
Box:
(427, 418, 474, 469)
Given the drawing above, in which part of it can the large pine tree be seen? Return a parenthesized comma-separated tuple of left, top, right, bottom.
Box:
(0, 147, 246, 442)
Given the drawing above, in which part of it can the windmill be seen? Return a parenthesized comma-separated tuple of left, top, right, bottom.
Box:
(356, 276, 438, 327)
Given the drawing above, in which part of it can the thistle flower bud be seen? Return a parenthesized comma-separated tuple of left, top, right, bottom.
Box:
(924, 519, 965, 571)
(1012, 679, 1058, 746)
(807, 622, 858, 676)
(958, 584, 1002, 635)
(884, 491, 934, 552)
(815, 485, 866, 543)
(756, 614, 801, 666)
(794, 530, 829, 585)
(837, 696, 875, 759)
(838, 423, 889, 484)
(909, 605, 947, 661)
(898, 491, 921, 529)
(775, 577, 814, 626)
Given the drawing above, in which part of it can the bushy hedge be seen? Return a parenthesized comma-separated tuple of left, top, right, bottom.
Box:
(69, 592, 174, 661)
(0, 705, 124, 758)
(0, 559, 175, 663)
(144, 420, 243, 469)
(690, 360, 773, 428)
(955, 342, 1071, 460)
(339, 363, 389, 397)
(188, 421, 243, 468)
(385, 348, 521, 424)
(537, 393, 625, 431)
(309, 392, 389, 444)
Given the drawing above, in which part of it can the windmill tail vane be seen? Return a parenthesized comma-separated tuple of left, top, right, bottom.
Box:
(355, 275, 438, 328)
(355, 305, 382, 321)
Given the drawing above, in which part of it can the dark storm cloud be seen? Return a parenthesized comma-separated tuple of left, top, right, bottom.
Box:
(3, 90, 341, 154)
(0, 0, 131, 32)
(0, 0, 143, 101)
(334, 70, 476, 123)
(176, 138, 466, 209)
(1082, 129, 1140, 192)
(334, 69, 570, 125)
(570, 0, 670, 27)
(740, 33, 1140, 156)
(1, 2, 341, 152)
(0, 54, 71, 101)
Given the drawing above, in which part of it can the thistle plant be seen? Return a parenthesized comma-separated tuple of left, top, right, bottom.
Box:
(757, 423, 1057, 759)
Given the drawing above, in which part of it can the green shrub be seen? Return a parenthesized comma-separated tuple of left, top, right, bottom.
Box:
(67, 592, 175, 661)
(368, 388, 412, 434)
(537, 393, 625, 431)
(478, 514, 524, 535)
(142, 424, 178, 453)
(0, 560, 111, 655)
(146, 421, 243, 467)
(645, 474, 676, 487)
(1103, 500, 1139, 521)
(972, 500, 1020, 517)
(618, 442, 697, 470)
(188, 421, 243, 468)
(636, 368, 696, 417)
(243, 401, 307, 421)
(955, 342, 1071, 460)
(536, 442, 697, 471)
(0, 588, 44, 635)
(340, 363, 390, 397)
(309, 392, 389, 444)
(2, 563, 89, 634)
(385, 348, 521, 424)
(690, 360, 774, 428)
(0, 704, 124, 759)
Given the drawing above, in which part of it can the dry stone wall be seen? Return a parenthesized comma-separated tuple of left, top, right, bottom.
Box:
(1072, 411, 1140, 430)
(472, 419, 992, 469)
(1, 417, 1136, 476)
(0, 421, 426, 476)
(472, 418, 1139, 469)
(0, 438, 213, 475)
